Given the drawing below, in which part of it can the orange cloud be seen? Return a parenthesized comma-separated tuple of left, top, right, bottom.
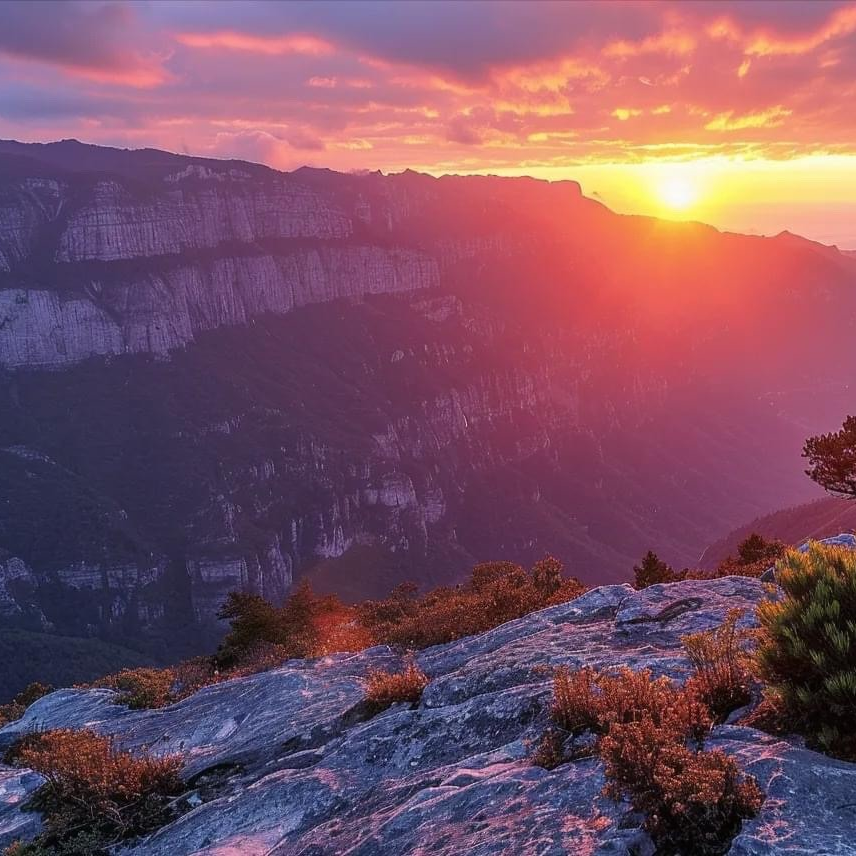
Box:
(746, 5, 856, 56)
(176, 31, 334, 56)
(604, 30, 696, 59)
(705, 106, 792, 131)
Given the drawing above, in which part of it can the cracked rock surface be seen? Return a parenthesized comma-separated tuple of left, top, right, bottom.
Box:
(1, 576, 855, 855)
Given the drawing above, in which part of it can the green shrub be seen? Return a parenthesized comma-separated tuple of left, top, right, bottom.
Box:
(755, 542, 856, 757)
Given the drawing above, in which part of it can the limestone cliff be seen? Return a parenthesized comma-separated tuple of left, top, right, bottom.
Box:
(1, 141, 856, 678)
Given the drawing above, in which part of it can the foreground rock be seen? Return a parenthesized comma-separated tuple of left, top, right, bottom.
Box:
(1, 575, 855, 854)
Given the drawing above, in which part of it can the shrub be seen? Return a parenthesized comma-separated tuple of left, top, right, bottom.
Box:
(551, 666, 711, 744)
(364, 661, 429, 714)
(682, 609, 752, 722)
(5, 729, 182, 854)
(633, 551, 686, 588)
(225, 642, 293, 678)
(217, 581, 350, 666)
(542, 665, 760, 851)
(600, 716, 763, 855)
(360, 557, 586, 649)
(99, 667, 175, 710)
(0, 683, 52, 726)
(755, 542, 856, 757)
(530, 729, 567, 770)
(170, 656, 220, 699)
(716, 534, 785, 579)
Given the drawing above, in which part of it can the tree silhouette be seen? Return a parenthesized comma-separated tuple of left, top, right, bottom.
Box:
(803, 416, 856, 498)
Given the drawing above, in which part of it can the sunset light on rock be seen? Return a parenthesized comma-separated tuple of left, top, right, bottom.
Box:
(3, 3, 856, 855)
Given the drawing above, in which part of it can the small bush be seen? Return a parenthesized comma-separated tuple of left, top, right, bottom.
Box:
(682, 609, 752, 722)
(716, 534, 785, 579)
(5, 729, 182, 854)
(364, 661, 429, 714)
(541, 665, 760, 852)
(633, 551, 686, 588)
(99, 668, 175, 710)
(600, 716, 763, 855)
(226, 642, 292, 678)
(530, 729, 567, 770)
(755, 542, 856, 758)
(0, 683, 52, 726)
(551, 666, 711, 744)
(359, 557, 586, 649)
(217, 581, 353, 667)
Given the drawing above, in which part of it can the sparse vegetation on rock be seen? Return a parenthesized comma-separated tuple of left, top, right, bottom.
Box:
(682, 608, 753, 722)
(600, 717, 764, 855)
(3, 729, 183, 855)
(364, 660, 429, 714)
(0, 682, 52, 726)
(715, 533, 785, 579)
(358, 557, 586, 649)
(97, 667, 176, 710)
(541, 651, 762, 852)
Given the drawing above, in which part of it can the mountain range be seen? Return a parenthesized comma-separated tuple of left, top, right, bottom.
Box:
(1, 139, 854, 684)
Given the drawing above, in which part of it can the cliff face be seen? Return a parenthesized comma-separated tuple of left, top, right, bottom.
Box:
(1, 140, 855, 672)
(1, 575, 854, 855)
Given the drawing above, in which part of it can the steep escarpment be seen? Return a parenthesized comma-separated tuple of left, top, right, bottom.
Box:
(1, 576, 854, 854)
(1, 140, 856, 680)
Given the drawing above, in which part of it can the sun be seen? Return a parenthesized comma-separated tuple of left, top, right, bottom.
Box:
(658, 175, 698, 211)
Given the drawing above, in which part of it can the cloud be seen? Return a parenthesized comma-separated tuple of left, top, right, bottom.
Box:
(175, 31, 333, 56)
(0, 0, 854, 177)
(705, 106, 793, 131)
(0, 1, 169, 87)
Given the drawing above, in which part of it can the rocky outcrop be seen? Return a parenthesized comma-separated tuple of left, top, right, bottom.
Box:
(1, 575, 855, 854)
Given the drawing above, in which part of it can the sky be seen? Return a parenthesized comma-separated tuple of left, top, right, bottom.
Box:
(1, 0, 855, 247)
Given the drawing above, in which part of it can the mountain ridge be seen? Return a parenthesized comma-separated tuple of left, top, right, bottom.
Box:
(0, 139, 852, 684)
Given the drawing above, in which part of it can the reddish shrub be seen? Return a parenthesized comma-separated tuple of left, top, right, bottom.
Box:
(361, 557, 586, 649)
(99, 667, 175, 710)
(0, 683, 52, 726)
(601, 716, 763, 854)
(364, 661, 429, 713)
(530, 729, 568, 770)
(6, 729, 183, 854)
(682, 609, 752, 722)
(551, 666, 711, 744)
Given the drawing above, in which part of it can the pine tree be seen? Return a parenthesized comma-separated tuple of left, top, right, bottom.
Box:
(633, 551, 683, 589)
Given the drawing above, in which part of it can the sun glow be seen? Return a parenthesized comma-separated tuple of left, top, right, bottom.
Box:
(657, 175, 699, 211)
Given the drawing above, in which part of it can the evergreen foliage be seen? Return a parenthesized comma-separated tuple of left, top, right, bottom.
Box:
(755, 542, 856, 757)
